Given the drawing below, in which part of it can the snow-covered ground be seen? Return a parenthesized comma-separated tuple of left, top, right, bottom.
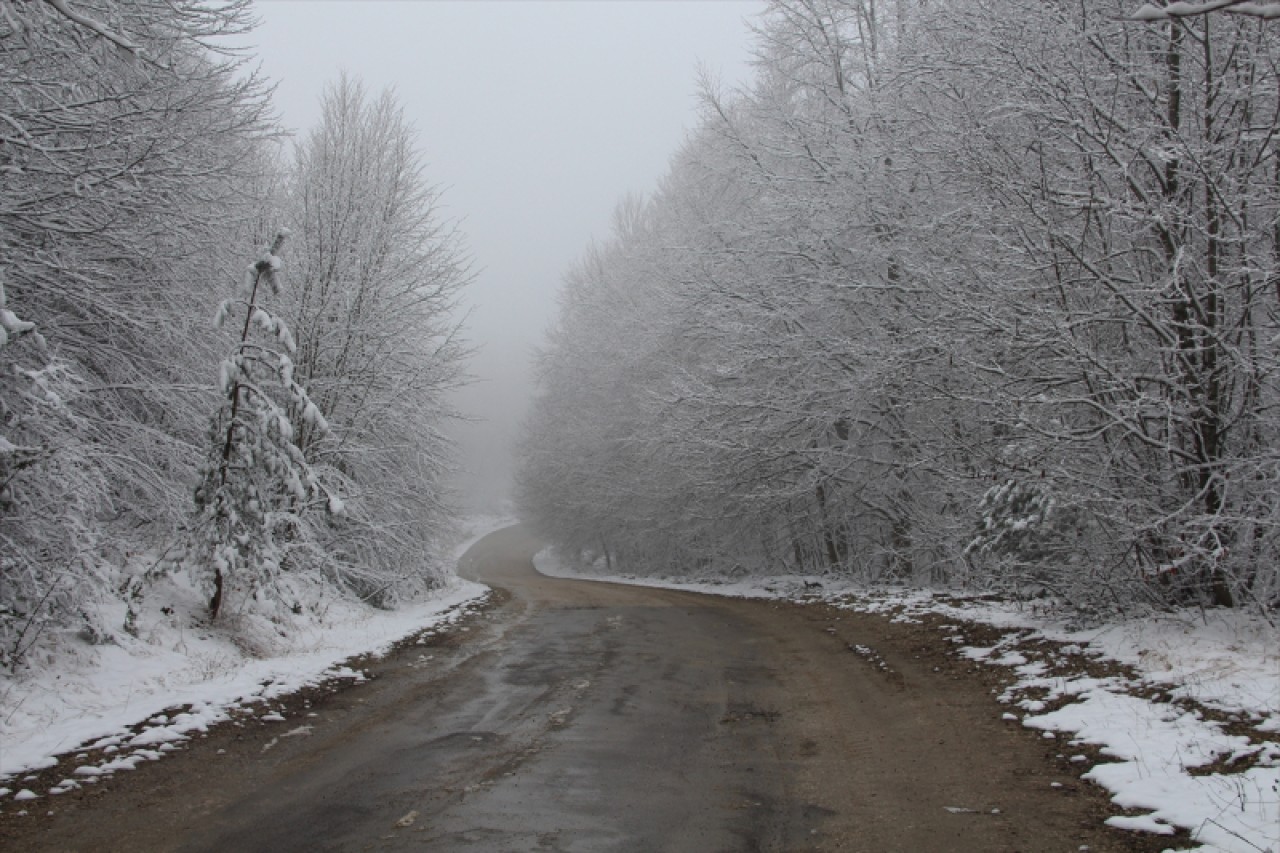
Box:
(0, 518, 511, 803)
(536, 550, 1280, 853)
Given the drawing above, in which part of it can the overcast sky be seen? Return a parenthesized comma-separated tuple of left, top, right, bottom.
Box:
(249, 0, 763, 510)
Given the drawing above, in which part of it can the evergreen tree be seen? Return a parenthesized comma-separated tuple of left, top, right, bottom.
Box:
(191, 231, 335, 620)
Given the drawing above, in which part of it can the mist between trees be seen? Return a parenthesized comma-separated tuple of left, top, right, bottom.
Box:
(517, 0, 1280, 620)
(0, 2, 470, 668)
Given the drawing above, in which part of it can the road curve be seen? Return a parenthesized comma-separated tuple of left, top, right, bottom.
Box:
(4, 525, 1152, 852)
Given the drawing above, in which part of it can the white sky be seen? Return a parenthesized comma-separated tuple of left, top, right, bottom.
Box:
(248, 0, 763, 511)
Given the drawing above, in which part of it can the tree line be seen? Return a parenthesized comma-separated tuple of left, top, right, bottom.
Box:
(0, 1, 469, 666)
(518, 0, 1280, 617)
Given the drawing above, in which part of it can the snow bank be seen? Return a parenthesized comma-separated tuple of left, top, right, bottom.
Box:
(0, 579, 486, 782)
(452, 513, 518, 561)
(0, 517, 514, 788)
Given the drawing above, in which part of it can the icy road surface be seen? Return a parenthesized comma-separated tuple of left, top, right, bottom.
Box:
(6, 525, 1164, 851)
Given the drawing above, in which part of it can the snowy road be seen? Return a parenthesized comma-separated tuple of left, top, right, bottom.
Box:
(7, 525, 1166, 851)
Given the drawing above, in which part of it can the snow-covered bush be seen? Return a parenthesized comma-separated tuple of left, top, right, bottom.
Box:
(961, 479, 1115, 607)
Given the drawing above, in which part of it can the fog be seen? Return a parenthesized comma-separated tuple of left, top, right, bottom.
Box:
(247, 0, 763, 511)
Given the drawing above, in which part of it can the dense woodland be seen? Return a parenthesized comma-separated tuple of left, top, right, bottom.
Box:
(518, 0, 1280, 617)
(0, 1, 469, 666)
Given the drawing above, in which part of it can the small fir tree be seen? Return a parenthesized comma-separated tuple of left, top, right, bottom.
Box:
(191, 230, 336, 620)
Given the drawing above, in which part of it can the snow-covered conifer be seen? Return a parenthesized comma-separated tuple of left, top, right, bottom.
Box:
(189, 231, 337, 620)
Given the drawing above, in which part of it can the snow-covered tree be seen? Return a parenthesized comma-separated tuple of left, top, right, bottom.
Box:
(189, 231, 335, 620)
(0, 0, 275, 661)
(0, 279, 109, 665)
(519, 0, 1280, 616)
(281, 76, 472, 602)
(917, 0, 1280, 608)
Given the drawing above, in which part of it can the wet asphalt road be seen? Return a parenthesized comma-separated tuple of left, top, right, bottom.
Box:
(192, 525, 833, 852)
(5, 525, 1147, 852)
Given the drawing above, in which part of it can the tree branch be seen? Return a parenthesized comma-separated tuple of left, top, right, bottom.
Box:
(1128, 1, 1280, 20)
(40, 0, 143, 55)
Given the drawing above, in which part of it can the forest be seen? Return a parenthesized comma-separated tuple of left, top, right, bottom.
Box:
(0, 1, 470, 668)
(518, 0, 1280, 618)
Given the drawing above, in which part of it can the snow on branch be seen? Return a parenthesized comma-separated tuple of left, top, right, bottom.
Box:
(40, 0, 143, 56)
(1129, 1, 1280, 19)
(0, 281, 36, 349)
